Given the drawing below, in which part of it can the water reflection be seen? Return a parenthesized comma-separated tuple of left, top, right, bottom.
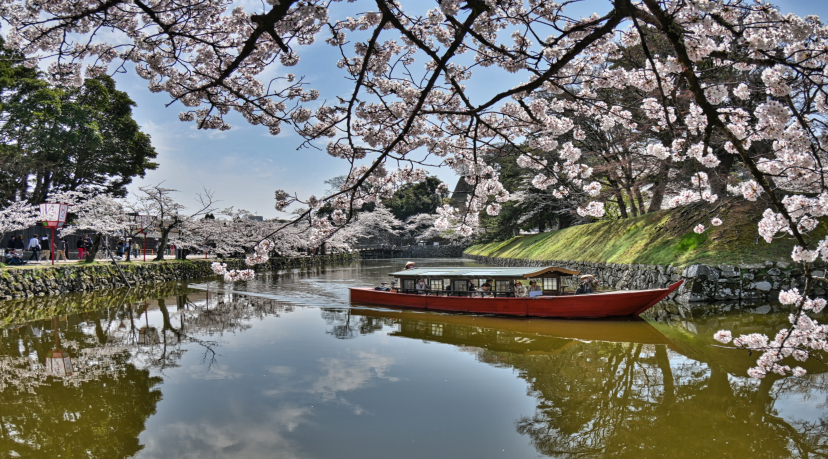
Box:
(0, 313, 163, 457)
(325, 305, 828, 458)
(0, 260, 826, 458)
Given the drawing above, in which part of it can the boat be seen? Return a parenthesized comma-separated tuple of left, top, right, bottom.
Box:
(348, 266, 683, 319)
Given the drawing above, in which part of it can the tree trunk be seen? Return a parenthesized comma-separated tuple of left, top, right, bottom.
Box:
(634, 185, 646, 215)
(608, 180, 628, 218)
(84, 233, 103, 262)
(154, 225, 174, 261)
(647, 158, 671, 213)
(558, 212, 574, 229)
(708, 150, 736, 200)
(625, 188, 639, 217)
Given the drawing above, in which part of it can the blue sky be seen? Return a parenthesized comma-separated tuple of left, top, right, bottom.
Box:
(120, 0, 828, 217)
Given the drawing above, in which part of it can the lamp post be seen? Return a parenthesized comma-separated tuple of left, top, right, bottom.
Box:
(39, 203, 69, 266)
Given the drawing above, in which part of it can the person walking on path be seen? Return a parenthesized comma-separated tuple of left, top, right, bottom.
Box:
(55, 238, 68, 262)
(77, 237, 85, 259)
(40, 235, 50, 261)
(81, 235, 93, 260)
(131, 241, 140, 259)
(14, 235, 24, 251)
(115, 240, 126, 260)
(27, 235, 41, 263)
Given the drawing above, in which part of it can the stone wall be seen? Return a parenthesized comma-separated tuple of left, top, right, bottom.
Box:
(0, 253, 359, 301)
(464, 254, 825, 302)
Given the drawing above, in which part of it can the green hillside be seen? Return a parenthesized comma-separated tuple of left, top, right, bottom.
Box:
(465, 202, 828, 266)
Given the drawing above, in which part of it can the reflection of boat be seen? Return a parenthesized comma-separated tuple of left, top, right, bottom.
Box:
(349, 266, 683, 318)
(350, 306, 672, 354)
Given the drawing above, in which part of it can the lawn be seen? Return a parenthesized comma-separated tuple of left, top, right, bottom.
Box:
(465, 201, 828, 266)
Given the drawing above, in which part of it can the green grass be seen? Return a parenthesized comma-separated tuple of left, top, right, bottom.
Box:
(466, 202, 828, 266)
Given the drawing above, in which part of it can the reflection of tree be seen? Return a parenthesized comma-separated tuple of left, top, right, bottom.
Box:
(0, 286, 303, 457)
(322, 308, 393, 339)
(499, 342, 828, 458)
(0, 324, 162, 458)
(0, 281, 194, 326)
(346, 308, 828, 458)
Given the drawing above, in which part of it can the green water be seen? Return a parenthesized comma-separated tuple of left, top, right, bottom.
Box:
(1, 259, 826, 458)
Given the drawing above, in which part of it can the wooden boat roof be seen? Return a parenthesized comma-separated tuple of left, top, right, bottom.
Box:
(389, 266, 580, 278)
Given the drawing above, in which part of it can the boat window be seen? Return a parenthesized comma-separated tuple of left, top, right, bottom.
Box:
(495, 280, 511, 292)
(443, 279, 451, 290)
(452, 280, 467, 291)
(402, 279, 415, 291)
(542, 278, 558, 290)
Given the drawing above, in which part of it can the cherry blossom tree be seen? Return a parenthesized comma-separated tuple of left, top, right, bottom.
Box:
(5, 0, 828, 378)
(128, 184, 216, 261)
(48, 190, 131, 261)
(0, 199, 39, 250)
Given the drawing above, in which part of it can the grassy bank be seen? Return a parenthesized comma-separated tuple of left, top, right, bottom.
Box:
(466, 202, 828, 266)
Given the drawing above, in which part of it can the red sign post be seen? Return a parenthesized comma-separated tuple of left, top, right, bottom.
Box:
(39, 203, 69, 265)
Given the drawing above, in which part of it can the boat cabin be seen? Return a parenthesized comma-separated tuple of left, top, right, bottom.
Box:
(389, 266, 580, 297)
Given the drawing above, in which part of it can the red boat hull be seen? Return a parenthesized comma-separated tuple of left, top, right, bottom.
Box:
(349, 280, 683, 318)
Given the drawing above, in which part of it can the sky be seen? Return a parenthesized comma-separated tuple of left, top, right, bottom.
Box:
(115, 0, 828, 217)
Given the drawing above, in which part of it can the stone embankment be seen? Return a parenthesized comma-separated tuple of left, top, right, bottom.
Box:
(0, 254, 359, 300)
(464, 254, 824, 302)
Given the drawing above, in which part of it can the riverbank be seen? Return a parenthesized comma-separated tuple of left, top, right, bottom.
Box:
(0, 253, 359, 302)
(464, 202, 828, 302)
(466, 202, 828, 266)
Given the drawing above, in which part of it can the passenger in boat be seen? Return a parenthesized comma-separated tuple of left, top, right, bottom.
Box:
(466, 280, 477, 294)
(575, 275, 598, 294)
(415, 278, 429, 293)
(481, 280, 491, 290)
(480, 281, 493, 297)
(529, 281, 542, 293)
(374, 282, 391, 292)
(514, 280, 526, 297)
(404, 261, 416, 270)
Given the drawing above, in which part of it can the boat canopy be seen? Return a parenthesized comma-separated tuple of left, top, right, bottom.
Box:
(389, 266, 579, 279)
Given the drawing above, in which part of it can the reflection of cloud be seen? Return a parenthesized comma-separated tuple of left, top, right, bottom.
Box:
(311, 350, 398, 401)
(140, 406, 311, 459)
(267, 365, 294, 375)
(190, 364, 240, 380)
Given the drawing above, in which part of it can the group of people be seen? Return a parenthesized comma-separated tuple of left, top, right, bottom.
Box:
(113, 240, 144, 260)
(2, 232, 168, 266)
(4, 234, 72, 265)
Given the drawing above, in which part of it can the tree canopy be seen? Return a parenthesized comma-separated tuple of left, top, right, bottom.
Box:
(0, 46, 158, 204)
(385, 176, 448, 221)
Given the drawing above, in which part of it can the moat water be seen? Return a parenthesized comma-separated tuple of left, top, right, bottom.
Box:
(1, 259, 826, 458)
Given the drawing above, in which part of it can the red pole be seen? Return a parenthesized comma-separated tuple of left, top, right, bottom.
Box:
(143, 231, 146, 262)
(51, 227, 55, 265)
